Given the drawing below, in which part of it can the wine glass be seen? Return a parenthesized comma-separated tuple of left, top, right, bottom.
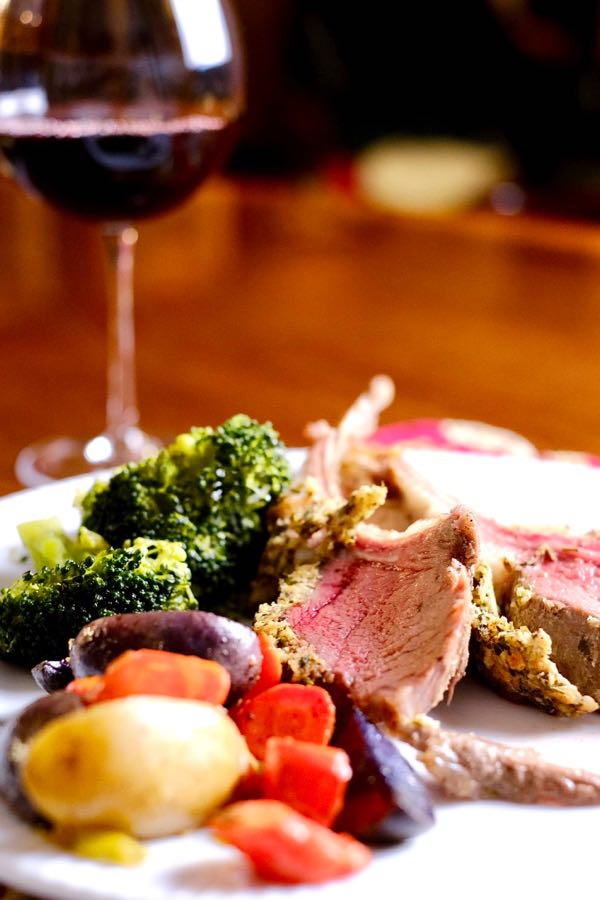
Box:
(0, 0, 243, 485)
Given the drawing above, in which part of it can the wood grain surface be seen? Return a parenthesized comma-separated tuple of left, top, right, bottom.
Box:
(1, 174, 600, 498)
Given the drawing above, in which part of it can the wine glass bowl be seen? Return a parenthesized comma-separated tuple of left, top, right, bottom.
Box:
(0, 0, 243, 484)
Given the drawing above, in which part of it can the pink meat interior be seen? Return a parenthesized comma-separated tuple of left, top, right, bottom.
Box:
(286, 544, 469, 706)
(521, 554, 600, 617)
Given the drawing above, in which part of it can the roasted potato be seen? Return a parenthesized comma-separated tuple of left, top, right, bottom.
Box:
(22, 696, 250, 838)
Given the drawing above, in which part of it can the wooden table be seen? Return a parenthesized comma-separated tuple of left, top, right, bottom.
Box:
(2, 174, 600, 499)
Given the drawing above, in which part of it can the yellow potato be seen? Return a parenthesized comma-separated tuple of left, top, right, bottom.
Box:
(22, 696, 250, 839)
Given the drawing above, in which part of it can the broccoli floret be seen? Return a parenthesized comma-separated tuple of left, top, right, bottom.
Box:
(79, 415, 291, 609)
(0, 538, 197, 667)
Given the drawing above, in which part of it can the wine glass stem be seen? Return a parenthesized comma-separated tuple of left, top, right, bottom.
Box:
(102, 224, 140, 441)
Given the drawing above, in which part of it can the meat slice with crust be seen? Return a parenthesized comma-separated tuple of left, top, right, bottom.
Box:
(255, 505, 479, 725)
(507, 556, 600, 705)
(258, 379, 600, 804)
(255, 490, 600, 805)
(470, 562, 597, 716)
(474, 518, 600, 706)
(301, 381, 600, 712)
(359, 443, 600, 712)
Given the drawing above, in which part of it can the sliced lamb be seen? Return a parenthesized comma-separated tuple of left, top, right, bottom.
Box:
(255, 494, 600, 805)
(507, 558, 600, 704)
(255, 505, 479, 724)
(300, 382, 600, 712)
(371, 445, 600, 708)
(470, 562, 597, 716)
(477, 515, 600, 596)
(471, 519, 600, 705)
(260, 379, 600, 804)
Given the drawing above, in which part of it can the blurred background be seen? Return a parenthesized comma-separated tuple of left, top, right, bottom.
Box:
(3, 0, 600, 493)
(231, 0, 600, 215)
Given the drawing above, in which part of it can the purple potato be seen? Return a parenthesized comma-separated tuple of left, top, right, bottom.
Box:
(31, 658, 73, 693)
(333, 706, 435, 843)
(0, 691, 83, 823)
(69, 610, 262, 703)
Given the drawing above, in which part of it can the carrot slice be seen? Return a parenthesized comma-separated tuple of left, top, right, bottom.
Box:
(97, 648, 231, 705)
(230, 683, 336, 759)
(211, 799, 371, 884)
(263, 736, 352, 826)
(66, 674, 105, 704)
(243, 632, 283, 699)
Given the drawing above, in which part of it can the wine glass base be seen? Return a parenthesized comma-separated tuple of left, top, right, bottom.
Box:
(15, 428, 162, 488)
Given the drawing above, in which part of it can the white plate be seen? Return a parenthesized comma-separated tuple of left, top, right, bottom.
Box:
(1, 453, 600, 900)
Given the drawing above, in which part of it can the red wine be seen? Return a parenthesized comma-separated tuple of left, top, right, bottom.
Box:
(0, 115, 235, 221)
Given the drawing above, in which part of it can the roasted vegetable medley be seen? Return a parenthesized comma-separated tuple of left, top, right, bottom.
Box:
(0, 609, 434, 883)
